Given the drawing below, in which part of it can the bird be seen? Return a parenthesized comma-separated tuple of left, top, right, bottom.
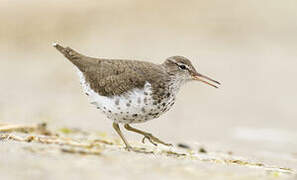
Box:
(53, 43, 220, 150)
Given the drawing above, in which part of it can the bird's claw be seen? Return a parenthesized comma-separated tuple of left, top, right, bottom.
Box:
(141, 134, 172, 147)
(142, 136, 157, 146)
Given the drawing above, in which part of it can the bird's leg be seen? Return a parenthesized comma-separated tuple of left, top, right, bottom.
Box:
(112, 123, 132, 150)
(124, 124, 172, 147)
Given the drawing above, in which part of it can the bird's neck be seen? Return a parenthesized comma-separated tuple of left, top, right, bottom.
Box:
(167, 76, 187, 96)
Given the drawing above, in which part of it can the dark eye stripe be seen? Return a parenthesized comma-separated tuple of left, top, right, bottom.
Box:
(178, 64, 187, 70)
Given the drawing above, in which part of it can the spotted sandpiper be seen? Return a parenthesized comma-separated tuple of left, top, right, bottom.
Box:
(53, 43, 220, 149)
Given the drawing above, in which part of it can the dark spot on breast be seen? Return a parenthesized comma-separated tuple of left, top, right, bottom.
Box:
(117, 107, 121, 110)
(144, 98, 147, 104)
(97, 107, 100, 109)
(153, 101, 157, 105)
(158, 99, 162, 104)
(103, 107, 106, 109)
(132, 114, 138, 117)
(166, 93, 171, 98)
(108, 110, 111, 113)
(144, 92, 148, 95)
(129, 100, 132, 103)
(126, 103, 131, 107)
(162, 102, 166, 106)
(120, 112, 123, 114)
(85, 93, 89, 96)
(153, 113, 159, 116)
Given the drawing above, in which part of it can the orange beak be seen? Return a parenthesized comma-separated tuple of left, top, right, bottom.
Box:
(192, 73, 220, 88)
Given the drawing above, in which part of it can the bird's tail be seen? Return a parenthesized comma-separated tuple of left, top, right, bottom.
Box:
(52, 43, 83, 61)
(53, 42, 89, 71)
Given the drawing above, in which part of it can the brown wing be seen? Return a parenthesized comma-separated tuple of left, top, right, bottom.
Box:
(84, 60, 168, 97)
(53, 43, 169, 97)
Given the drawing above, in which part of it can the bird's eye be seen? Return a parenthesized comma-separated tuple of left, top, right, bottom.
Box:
(178, 65, 187, 70)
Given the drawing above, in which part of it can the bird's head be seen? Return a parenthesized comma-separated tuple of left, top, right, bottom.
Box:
(163, 56, 220, 88)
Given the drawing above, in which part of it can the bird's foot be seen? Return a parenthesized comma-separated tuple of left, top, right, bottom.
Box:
(141, 133, 172, 147)
(124, 145, 133, 151)
(124, 145, 154, 154)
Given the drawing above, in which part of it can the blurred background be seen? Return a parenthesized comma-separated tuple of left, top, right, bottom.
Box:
(1, 0, 296, 168)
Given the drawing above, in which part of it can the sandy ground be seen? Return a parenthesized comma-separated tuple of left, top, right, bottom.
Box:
(1, 0, 297, 179)
(0, 123, 296, 180)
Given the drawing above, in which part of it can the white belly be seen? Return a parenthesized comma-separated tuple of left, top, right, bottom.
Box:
(76, 68, 175, 124)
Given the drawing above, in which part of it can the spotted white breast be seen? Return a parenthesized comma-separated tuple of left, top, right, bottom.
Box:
(76, 68, 176, 124)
